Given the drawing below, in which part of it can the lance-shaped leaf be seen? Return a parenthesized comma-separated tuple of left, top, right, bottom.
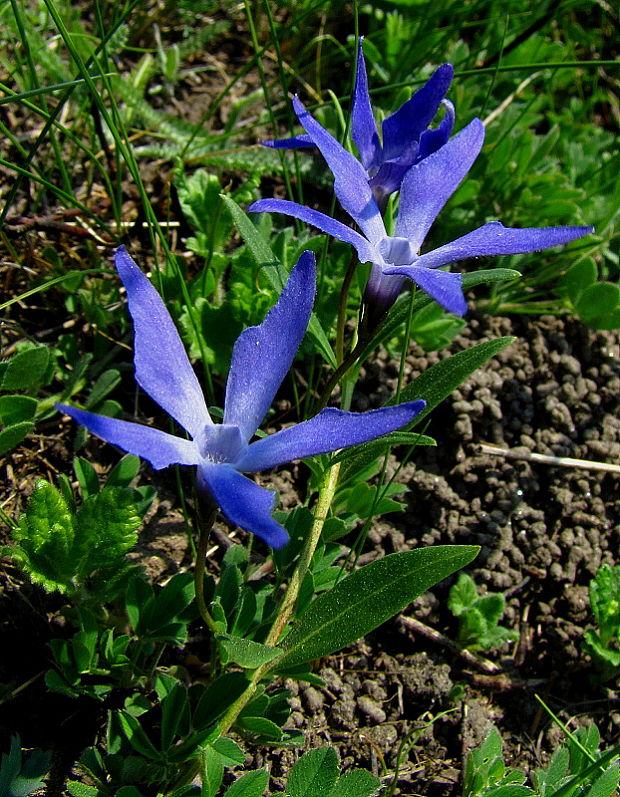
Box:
(274, 545, 479, 669)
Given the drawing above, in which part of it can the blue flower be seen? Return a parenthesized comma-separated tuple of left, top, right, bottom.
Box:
(264, 38, 454, 207)
(57, 247, 425, 549)
(250, 115, 594, 317)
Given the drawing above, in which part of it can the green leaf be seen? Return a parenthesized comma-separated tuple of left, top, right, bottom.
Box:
(194, 672, 249, 730)
(118, 711, 161, 760)
(1, 347, 50, 390)
(74, 456, 100, 499)
(67, 783, 103, 797)
(389, 337, 516, 425)
(330, 432, 435, 467)
(74, 488, 141, 593)
(0, 395, 38, 425)
(587, 762, 620, 797)
(286, 747, 339, 797)
(211, 737, 246, 766)
(0, 421, 34, 456)
(11, 480, 76, 592)
(217, 635, 280, 669)
(276, 545, 479, 669)
(161, 682, 190, 751)
(221, 194, 281, 280)
(236, 716, 282, 740)
(85, 368, 121, 409)
(576, 282, 620, 324)
(448, 573, 479, 615)
(225, 770, 269, 797)
(0, 736, 51, 797)
(105, 455, 141, 488)
(328, 769, 380, 797)
(202, 745, 225, 797)
(561, 259, 597, 304)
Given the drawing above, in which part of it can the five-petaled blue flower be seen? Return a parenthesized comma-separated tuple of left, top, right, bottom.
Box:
(250, 109, 594, 318)
(56, 247, 425, 549)
(264, 38, 454, 208)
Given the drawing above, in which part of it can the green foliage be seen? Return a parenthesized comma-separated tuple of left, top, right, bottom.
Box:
(45, 573, 197, 701)
(582, 564, 620, 680)
(409, 302, 467, 352)
(276, 545, 479, 670)
(0, 345, 54, 455)
(281, 746, 379, 797)
(0, 736, 51, 797)
(448, 573, 519, 651)
(463, 724, 620, 797)
(4, 478, 142, 600)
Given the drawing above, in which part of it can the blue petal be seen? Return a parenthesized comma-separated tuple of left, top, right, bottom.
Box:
(417, 99, 455, 161)
(383, 265, 467, 316)
(292, 96, 385, 244)
(382, 63, 453, 163)
(396, 119, 485, 250)
(198, 463, 289, 549)
(223, 251, 316, 442)
(369, 159, 415, 201)
(56, 403, 201, 469)
(235, 402, 426, 472)
(262, 133, 314, 148)
(414, 222, 595, 270)
(363, 265, 406, 313)
(351, 37, 382, 173)
(248, 199, 378, 264)
(115, 247, 211, 439)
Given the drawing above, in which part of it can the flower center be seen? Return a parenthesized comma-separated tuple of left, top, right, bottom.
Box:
(378, 236, 416, 266)
(197, 424, 247, 465)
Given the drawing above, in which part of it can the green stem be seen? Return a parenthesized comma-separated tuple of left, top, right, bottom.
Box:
(194, 502, 219, 636)
(396, 289, 416, 402)
(335, 254, 359, 366)
(267, 461, 341, 646)
(216, 461, 342, 737)
(315, 305, 377, 412)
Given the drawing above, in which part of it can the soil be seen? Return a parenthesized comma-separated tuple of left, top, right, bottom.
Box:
(3, 308, 619, 794)
(265, 311, 620, 794)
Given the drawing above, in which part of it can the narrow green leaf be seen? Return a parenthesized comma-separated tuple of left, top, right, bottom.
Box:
(276, 546, 479, 669)
(330, 432, 435, 467)
(220, 193, 282, 282)
(160, 682, 190, 751)
(74, 457, 100, 499)
(217, 635, 280, 669)
(118, 711, 161, 760)
(105, 455, 141, 488)
(286, 747, 339, 797)
(388, 337, 516, 424)
(85, 368, 121, 409)
(360, 271, 519, 363)
(194, 672, 249, 730)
